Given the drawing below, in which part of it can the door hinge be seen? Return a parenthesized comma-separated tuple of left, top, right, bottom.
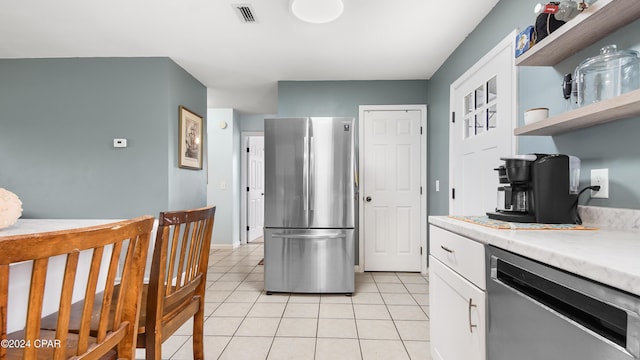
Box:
(247, 187, 250, 192)
(452, 188, 456, 199)
(420, 247, 423, 255)
(420, 126, 423, 135)
(420, 186, 423, 195)
(247, 147, 250, 153)
(246, 226, 250, 231)
(451, 112, 455, 123)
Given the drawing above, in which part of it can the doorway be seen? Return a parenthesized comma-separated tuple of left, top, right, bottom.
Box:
(241, 132, 265, 244)
(359, 105, 427, 273)
(449, 30, 517, 216)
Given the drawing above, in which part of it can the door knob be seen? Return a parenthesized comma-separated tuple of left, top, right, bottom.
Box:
(365, 196, 372, 202)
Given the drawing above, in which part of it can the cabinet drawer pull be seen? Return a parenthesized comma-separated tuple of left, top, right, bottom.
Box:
(440, 245, 454, 253)
(468, 298, 478, 333)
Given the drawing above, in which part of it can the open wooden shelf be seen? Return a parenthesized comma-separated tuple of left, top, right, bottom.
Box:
(515, 88, 640, 135)
(516, 0, 640, 67)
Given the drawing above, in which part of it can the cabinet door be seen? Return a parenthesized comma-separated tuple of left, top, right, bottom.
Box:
(429, 255, 485, 360)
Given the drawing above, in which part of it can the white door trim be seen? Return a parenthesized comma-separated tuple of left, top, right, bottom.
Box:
(448, 29, 518, 214)
(358, 104, 428, 274)
(241, 131, 264, 245)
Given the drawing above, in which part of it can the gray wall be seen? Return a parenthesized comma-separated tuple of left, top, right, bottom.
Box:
(167, 60, 209, 211)
(238, 113, 275, 132)
(278, 80, 428, 117)
(426, 0, 640, 214)
(0, 57, 207, 219)
(207, 108, 241, 246)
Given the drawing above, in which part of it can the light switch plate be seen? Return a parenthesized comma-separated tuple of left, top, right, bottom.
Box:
(591, 168, 609, 198)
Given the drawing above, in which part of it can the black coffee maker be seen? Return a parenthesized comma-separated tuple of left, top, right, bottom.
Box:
(487, 154, 580, 224)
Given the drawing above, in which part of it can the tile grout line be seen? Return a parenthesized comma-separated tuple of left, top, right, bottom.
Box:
(172, 244, 429, 359)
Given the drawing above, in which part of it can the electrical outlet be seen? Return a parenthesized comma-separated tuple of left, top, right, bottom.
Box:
(590, 168, 609, 198)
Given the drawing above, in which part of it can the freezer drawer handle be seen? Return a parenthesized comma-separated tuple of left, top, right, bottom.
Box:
(271, 233, 346, 240)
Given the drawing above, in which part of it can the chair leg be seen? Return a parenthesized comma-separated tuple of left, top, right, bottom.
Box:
(145, 331, 162, 360)
(193, 301, 205, 360)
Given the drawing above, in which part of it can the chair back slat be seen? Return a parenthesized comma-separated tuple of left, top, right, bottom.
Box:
(0, 216, 153, 360)
(165, 227, 180, 297)
(112, 237, 136, 330)
(174, 223, 191, 291)
(76, 246, 104, 354)
(53, 250, 80, 360)
(188, 220, 206, 281)
(24, 258, 48, 358)
(96, 241, 123, 341)
(184, 224, 197, 285)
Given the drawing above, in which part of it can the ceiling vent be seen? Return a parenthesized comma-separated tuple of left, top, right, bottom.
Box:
(233, 4, 257, 23)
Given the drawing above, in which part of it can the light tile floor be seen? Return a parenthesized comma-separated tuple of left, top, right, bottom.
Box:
(137, 242, 431, 360)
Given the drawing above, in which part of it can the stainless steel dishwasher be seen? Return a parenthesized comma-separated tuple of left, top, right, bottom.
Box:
(486, 246, 640, 360)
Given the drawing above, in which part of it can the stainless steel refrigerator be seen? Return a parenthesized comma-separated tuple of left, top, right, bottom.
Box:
(264, 117, 355, 294)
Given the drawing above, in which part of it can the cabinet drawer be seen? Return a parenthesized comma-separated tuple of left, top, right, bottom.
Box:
(430, 225, 485, 289)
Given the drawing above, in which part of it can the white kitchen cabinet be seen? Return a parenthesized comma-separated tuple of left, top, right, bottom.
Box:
(429, 225, 485, 360)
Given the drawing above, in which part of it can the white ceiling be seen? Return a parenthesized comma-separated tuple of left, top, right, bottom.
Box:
(0, 0, 500, 114)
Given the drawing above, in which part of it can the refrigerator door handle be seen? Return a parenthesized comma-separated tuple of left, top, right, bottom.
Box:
(309, 135, 315, 211)
(270, 232, 346, 240)
(303, 135, 309, 211)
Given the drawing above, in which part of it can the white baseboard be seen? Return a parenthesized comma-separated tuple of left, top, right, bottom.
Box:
(211, 242, 241, 250)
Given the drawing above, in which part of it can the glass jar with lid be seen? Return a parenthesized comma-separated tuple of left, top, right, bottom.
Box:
(575, 44, 640, 106)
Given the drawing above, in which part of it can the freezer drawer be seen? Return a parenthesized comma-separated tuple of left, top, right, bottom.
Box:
(264, 228, 355, 294)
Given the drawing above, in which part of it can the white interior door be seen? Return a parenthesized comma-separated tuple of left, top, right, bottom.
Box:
(247, 135, 264, 242)
(449, 30, 517, 216)
(362, 108, 424, 272)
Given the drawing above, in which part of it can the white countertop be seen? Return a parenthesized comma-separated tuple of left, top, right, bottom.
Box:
(429, 216, 640, 297)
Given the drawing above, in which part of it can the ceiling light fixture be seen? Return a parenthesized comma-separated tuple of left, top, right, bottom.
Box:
(290, 0, 344, 24)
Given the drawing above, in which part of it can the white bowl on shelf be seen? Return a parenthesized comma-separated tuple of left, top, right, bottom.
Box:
(524, 107, 549, 125)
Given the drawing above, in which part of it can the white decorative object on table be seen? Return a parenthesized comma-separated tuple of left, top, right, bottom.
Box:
(0, 188, 23, 229)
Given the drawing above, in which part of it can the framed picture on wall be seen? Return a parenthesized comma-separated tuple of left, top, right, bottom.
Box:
(178, 105, 204, 170)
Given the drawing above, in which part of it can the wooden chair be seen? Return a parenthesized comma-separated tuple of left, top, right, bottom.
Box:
(139, 206, 215, 360)
(0, 216, 154, 360)
(39, 207, 216, 359)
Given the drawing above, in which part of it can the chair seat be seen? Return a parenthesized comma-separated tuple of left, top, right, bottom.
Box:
(40, 283, 202, 343)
